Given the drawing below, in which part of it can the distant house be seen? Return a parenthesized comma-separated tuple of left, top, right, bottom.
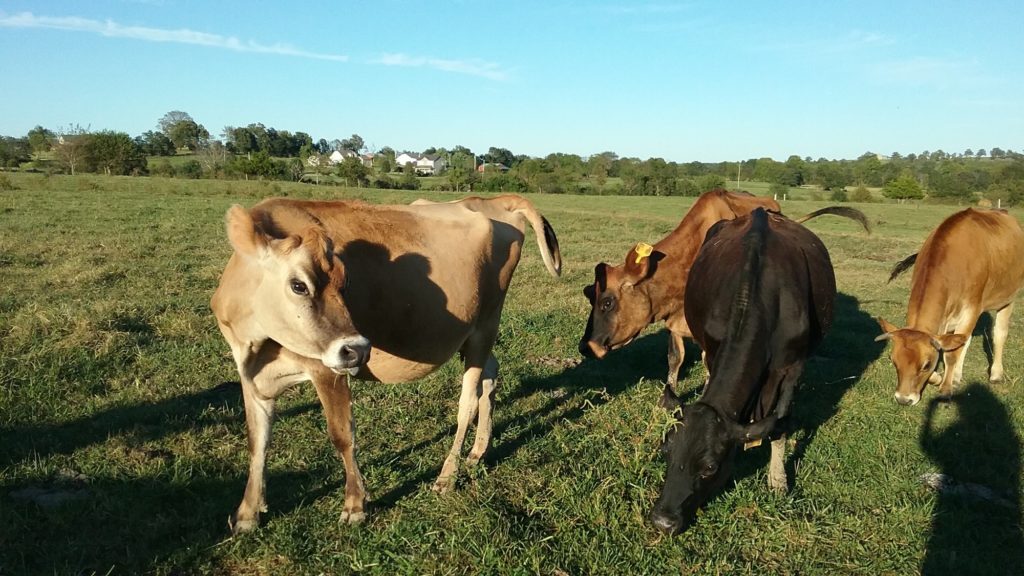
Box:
(477, 162, 509, 173)
(416, 154, 446, 175)
(359, 153, 375, 168)
(395, 152, 420, 169)
(329, 149, 360, 165)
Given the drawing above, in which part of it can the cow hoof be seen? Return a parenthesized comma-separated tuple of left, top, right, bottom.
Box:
(340, 509, 366, 524)
(768, 473, 788, 492)
(927, 372, 942, 386)
(432, 478, 453, 494)
(229, 514, 259, 535)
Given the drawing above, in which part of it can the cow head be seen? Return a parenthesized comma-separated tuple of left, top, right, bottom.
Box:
(874, 317, 966, 406)
(650, 396, 778, 535)
(225, 205, 370, 374)
(579, 243, 662, 358)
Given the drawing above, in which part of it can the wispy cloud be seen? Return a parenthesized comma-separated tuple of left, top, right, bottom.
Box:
(375, 53, 510, 82)
(1, 12, 512, 81)
(868, 56, 986, 90)
(0, 11, 350, 62)
(756, 29, 896, 55)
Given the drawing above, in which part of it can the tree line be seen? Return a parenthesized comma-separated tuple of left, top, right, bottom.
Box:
(2, 110, 1024, 204)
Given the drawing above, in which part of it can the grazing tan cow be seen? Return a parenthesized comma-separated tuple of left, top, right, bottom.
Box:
(877, 208, 1024, 405)
(579, 189, 869, 397)
(211, 194, 561, 533)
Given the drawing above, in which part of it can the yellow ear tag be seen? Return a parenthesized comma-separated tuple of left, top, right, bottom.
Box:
(634, 242, 654, 264)
(743, 438, 763, 451)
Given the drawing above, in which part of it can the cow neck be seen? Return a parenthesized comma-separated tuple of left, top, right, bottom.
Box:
(905, 264, 951, 334)
(654, 209, 712, 269)
(700, 331, 770, 422)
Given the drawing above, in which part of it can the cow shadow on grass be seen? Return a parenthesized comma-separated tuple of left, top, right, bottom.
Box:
(0, 381, 338, 574)
(729, 292, 886, 492)
(919, 384, 1024, 575)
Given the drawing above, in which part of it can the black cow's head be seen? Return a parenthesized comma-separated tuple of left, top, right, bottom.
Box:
(650, 392, 778, 535)
(579, 243, 663, 358)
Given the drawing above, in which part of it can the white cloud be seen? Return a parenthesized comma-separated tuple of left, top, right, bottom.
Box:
(376, 53, 510, 82)
(0, 11, 350, 62)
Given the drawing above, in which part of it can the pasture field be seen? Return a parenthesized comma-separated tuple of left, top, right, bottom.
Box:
(1, 173, 1022, 575)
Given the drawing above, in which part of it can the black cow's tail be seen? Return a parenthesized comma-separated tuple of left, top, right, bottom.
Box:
(888, 253, 918, 283)
(794, 206, 871, 233)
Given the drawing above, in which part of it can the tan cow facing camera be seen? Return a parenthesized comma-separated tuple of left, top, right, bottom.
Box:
(211, 194, 561, 533)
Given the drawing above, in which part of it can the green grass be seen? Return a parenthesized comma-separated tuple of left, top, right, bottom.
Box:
(1, 173, 1022, 575)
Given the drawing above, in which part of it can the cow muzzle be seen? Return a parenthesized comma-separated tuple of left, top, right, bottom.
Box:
(323, 335, 372, 376)
(580, 339, 608, 359)
(894, 391, 921, 406)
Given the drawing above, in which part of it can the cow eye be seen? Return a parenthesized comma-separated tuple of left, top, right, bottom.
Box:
(699, 464, 718, 479)
(290, 279, 309, 295)
(600, 297, 614, 312)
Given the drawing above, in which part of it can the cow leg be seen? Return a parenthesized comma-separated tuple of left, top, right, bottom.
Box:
(990, 304, 1014, 383)
(940, 332, 973, 398)
(665, 332, 685, 395)
(766, 364, 801, 492)
(467, 354, 499, 465)
(433, 362, 484, 493)
(229, 341, 315, 534)
(768, 435, 788, 492)
(232, 378, 276, 534)
(311, 372, 367, 524)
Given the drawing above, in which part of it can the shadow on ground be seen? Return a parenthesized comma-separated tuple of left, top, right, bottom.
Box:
(919, 383, 1023, 575)
(0, 382, 329, 574)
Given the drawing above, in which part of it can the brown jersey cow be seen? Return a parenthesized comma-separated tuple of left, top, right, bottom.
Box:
(877, 208, 1024, 405)
(211, 194, 561, 533)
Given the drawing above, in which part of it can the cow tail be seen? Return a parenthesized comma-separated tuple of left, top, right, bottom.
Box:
(888, 253, 918, 283)
(794, 206, 872, 233)
(499, 195, 562, 277)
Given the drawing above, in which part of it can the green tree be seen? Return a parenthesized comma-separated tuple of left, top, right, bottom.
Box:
(768, 182, 789, 199)
(159, 111, 209, 151)
(135, 130, 175, 156)
(84, 131, 147, 175)
(27, 125, 54, 155)
(882, 174, 924, 201)
(0, 136, 31, 168)
(340, 134, 365, 153)
(695, 174, 727, 193)
(53, 125, 91, 175)
(336, 156, 369, 187)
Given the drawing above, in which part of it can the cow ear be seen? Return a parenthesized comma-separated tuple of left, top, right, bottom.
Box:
(659, 384, 681, 412)
(583, 283, 595, 303)
(732, 414, 778, 443)
(933, 333, 968, 352)
(623, 244, 658, 285)
(874, 317, 899, 342)
(226, 205, 270, 259)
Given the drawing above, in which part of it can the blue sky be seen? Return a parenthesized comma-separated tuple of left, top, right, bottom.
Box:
(1, 1, 1021, 162)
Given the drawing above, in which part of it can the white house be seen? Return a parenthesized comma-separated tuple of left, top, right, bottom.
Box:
(415, 154, 447, 175)
(329, 149, 360, 165)
(395, 152, 420, 169)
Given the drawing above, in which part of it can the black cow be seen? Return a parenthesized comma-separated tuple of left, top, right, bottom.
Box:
(650, 208, 837, 535)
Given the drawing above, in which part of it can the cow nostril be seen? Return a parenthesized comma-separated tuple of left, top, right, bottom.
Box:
(340, 345, 359, 364)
